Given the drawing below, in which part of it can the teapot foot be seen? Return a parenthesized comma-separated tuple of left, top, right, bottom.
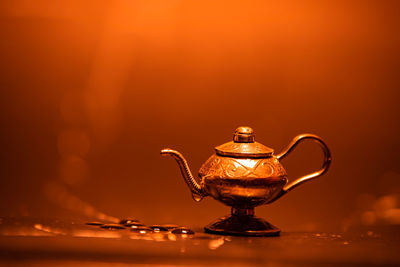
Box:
(204, 208, 280, 237)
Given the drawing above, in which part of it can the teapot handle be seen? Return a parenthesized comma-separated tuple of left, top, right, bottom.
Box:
(276, 134, 331, 193)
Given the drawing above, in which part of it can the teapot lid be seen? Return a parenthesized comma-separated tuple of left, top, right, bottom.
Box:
(215, 127, 274, 158)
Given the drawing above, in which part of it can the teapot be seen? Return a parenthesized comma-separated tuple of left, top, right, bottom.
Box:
(161, 127, 331, 236)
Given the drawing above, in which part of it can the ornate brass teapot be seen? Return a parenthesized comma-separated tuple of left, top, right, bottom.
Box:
(161, 127, 331, 236)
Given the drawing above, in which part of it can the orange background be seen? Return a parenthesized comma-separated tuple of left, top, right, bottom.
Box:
(0, 0, 399, 231)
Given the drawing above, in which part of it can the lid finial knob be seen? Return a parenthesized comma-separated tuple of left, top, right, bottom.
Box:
(233, 126, 255, 143)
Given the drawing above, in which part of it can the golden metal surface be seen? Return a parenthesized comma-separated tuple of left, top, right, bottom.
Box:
(216, 127, 274, 157)
(161, 126, 331, 236)
(199, 154, 287, 207)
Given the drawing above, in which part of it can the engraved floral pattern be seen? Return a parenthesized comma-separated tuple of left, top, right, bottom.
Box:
(199, 154, 287, 179)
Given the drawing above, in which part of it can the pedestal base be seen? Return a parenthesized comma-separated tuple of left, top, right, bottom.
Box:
(204, 208, 280, 237)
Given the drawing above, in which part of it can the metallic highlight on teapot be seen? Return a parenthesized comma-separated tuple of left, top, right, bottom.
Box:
(161, 126, 331, 236)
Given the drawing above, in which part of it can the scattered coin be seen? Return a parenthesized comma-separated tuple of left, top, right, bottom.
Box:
(149, 225, 169, 232)
(100, 224, 126, 230)
(126, 222, 146, 228)
(159, 224, 180, 230)
(130, 227, 153, 234)
(86, 222, 103, 226)
(171, 227, 194, 235)
(119, 219, 140, 226)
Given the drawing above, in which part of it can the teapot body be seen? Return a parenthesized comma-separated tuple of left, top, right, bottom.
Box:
(199, 154, 287, 208)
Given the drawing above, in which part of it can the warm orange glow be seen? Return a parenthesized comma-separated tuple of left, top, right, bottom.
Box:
(0, 0, 399, 234)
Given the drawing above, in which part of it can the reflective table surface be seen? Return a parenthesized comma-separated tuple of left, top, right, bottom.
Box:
(0, 217, 399, 266)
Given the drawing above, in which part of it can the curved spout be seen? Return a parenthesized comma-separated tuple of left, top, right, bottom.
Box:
(160, 149, 204, 197)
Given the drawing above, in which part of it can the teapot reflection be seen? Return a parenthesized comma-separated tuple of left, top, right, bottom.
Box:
(161, 127, 331, 236)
